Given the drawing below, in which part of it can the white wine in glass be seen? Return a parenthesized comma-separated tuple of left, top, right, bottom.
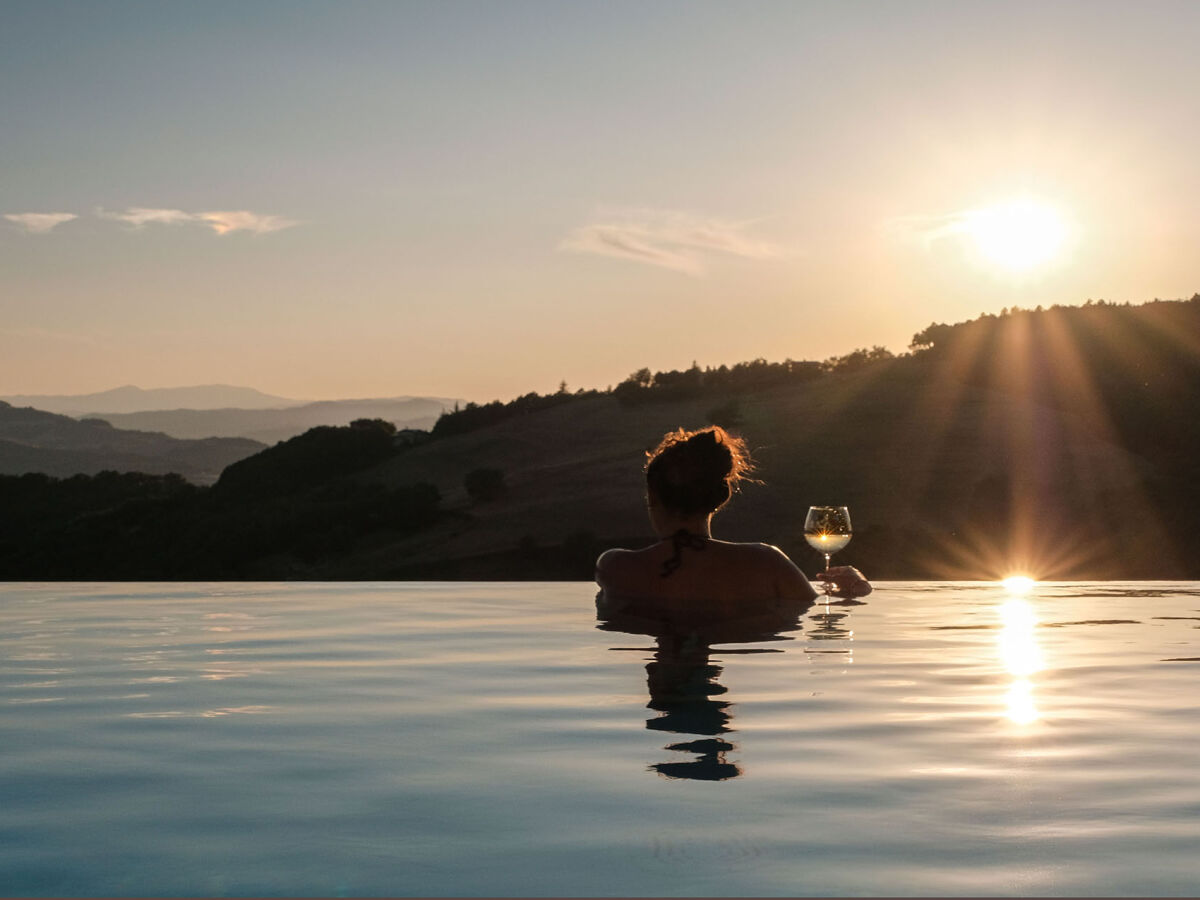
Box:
(804, 506, 852, 591)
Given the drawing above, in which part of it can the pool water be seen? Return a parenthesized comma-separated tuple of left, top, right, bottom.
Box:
(2, 581, 1199, 896)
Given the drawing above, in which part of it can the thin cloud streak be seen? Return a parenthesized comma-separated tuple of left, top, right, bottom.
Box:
(96, 207, 301, 235)
(196, 211, 298, 235)
(99, 207, 196, 227)
(4, 213, 77, 234)
(565, 224, 704, 275)
(885, 211, 972, 248)
(560, 209, 781, 275)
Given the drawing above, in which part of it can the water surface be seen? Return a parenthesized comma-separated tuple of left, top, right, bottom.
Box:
(2, 581, 1198, 896)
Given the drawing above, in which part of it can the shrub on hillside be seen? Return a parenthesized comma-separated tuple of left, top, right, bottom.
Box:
(464, 467, 506, 502)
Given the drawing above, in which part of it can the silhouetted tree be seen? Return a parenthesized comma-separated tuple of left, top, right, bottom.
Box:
(910, 323, 954, 351)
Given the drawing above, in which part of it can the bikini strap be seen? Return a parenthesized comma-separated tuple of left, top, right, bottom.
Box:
(660, 528, 708, 578)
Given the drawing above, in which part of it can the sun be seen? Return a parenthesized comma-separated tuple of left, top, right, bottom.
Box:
(1001, 575, 1036, 594)
(962, 197, 1068, 271)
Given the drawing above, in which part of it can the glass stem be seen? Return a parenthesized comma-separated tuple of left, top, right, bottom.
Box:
(824, 553, 832, 596)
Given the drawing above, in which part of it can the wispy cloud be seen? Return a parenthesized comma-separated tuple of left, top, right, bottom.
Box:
(99, 207, 196, 227)
(4, 212, 77, 234)
(884, 211, 972, 248)
(98, 207, 299, 235)
(563, 223, 706, 275)
(559, 208, 781, 275)
(195, 211, 298, 235)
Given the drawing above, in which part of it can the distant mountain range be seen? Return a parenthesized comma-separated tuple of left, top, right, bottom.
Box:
(0, 402, 264, 484)
(91, 397, 460, 444)
(0, 384, 301, 415)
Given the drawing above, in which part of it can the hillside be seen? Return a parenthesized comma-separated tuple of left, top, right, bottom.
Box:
(343, 357, 1153, 580)
(0, 420, 437, 580)
(334, 296, 1200, 580)
(2, 296, 1198, 580)
(0, 402, 265, 485)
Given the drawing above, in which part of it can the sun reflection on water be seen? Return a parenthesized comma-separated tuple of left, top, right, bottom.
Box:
(998, 589, 1044, 725)
(1005, 679, 1038, 726)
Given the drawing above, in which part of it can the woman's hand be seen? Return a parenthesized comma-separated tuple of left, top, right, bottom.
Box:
(813, 565, 872, 598)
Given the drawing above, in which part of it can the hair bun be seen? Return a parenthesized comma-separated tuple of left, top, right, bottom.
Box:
(644, 425, 754, 516)
(686, 428, 734, 479)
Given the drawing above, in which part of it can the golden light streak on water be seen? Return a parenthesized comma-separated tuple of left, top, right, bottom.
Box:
(998, 595, 1043, 723)
(1005, 679, 1038, 725)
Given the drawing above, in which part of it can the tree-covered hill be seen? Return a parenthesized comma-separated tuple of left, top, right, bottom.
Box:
(0, 419, 440, 579)
(366, 295, 1200, 581)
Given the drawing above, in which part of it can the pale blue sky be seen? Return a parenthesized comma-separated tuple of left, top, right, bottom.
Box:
(3, 0, 1198, 400)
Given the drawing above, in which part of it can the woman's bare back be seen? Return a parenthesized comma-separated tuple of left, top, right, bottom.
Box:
(596, 536, 817, 609)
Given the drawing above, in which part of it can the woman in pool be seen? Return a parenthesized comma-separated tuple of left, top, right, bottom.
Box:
(595, 425, 871, 609)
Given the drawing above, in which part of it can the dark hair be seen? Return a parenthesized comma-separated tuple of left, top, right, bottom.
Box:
(644, 426, 754, 516)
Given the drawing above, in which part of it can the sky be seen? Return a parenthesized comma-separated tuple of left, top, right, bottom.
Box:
(3, 0, 1199, 402)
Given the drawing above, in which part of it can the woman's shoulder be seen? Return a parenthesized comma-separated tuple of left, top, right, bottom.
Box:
(596, 545, 642, 576)
(595, 544, 658, 592)
(713, 540, 815, 600)
(714, 539, 797, 565)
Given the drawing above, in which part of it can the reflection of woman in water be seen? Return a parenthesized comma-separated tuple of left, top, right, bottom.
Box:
(595, 425, 871, 613)
(595, 425, 871, 780)
(599, 612, 807, 781)
(643, 631, 739, 781)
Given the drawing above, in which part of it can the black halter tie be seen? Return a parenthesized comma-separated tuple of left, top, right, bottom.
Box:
(660, 528, 708, 578)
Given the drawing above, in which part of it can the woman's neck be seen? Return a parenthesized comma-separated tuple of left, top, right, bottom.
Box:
(653, 513, 713, 540)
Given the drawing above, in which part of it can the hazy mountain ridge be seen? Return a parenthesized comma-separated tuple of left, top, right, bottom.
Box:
(91, 396, 460, 443)
(0, 384, 301, 415)
(0, 402, 265, 485)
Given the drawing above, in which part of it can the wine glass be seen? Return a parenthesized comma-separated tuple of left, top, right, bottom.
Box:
(804, 506, 852, 595)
